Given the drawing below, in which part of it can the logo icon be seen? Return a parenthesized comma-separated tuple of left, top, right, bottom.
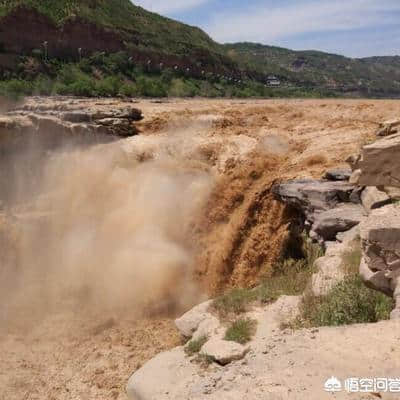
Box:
(324, 376, 342, 392)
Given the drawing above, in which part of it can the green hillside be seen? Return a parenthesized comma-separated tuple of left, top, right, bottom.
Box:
(0, 0, 399, 98)
(225, 42, 400, 96)
(0, 0, 222, 55)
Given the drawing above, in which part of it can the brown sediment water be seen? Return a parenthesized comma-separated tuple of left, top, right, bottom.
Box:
(0, 97, 393, 400)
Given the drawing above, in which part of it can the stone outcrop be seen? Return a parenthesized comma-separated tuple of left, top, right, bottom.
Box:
(311, 204, 366, 241)
(175, 300, 214, 338)
(127, 295, 302, 400)
(359, 204, 400, 318)
(323, 168, 352, 181)
(200, 339, 250, 365)
(376, 118, 400, 137)
(127, 347, 198, 400)
(272, 179, 365, 242)
(354, 133, 400, 188)
(0, 100, 143, 155)
(272, 179, 355, 217)
(361, 186, 391, 213)
(127, 291, 400, 400)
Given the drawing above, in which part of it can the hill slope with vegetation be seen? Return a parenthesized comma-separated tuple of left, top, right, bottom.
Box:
(225, 43, 400, 97)
(0, 0, 221, 55)
(0, 0, 399, 98)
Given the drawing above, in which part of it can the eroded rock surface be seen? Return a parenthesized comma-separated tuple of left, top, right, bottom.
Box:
(1, 98, 143, 155)
(127, 294, 400, 400)
(311, 204, 366, 241)
(359, 204, 400, 318)
(272, 179, 355, 218)
(201, 339, 250, 365)
(272, 179, 365, 242)
(376, 118, 400, 137)
(174, 300, 213, 338)
(355, 133, 400, 188)
(361, 186, 391, 212)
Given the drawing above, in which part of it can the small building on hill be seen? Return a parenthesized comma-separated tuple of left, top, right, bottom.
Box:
(267, 75, 281, 87)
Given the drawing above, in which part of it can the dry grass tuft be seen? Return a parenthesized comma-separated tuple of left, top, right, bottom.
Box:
(224, 318, 257, 344)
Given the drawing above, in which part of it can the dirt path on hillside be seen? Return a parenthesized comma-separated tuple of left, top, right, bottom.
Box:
(1, 98, 399, 400)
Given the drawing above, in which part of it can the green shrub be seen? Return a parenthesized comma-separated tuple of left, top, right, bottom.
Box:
(257, 237, 322, 303)
(213, 288, 258, 316)
(137, 76, 167, 97)
(213, 236, 323, 317)
(0, 79, 33, 100)
(33, 76, 53, 95)
(69, 76, 96, 97)
(52, 81, 69, 95)
(184, 335, 208, 356)
(95, 76, 122, 97)
(58, 64, 82, 86)
(168, 78, 196, 97)
(198, 81, 219, 97)
(257, 258, 315, 303)
(120, 82, 138, 97)
(341, 246, 362, 275)
(193, 353, 214, 367)
(299, 275, 393, 327)
(293, 245, 393, 328)
(224, 318, 257, 344)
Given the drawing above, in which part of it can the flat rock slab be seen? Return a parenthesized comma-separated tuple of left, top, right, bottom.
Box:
(201, 338, 250, 365)
(312, 203, 366, 241)
(272, 179, 355, 217)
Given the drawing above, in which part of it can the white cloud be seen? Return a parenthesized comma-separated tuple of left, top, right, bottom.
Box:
(205, 0, 400, 44)
(132, 0, 210, 15)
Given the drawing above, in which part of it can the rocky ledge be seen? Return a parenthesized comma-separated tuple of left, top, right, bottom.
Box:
(0, 97, 143, 153)
(271, 173, 366, 242)
(274, 119, 400, 318)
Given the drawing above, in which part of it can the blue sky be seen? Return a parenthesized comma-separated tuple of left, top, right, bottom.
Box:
(133, 0, 400, 58)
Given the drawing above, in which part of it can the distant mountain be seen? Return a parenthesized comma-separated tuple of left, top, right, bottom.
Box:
(0, 1, 399, 97)
(225, 43, 400, 96)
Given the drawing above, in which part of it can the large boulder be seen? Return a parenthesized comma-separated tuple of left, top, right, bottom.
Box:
(126, 347, 196, 400)
(359, 205, 400, 318)
(361, 187, 391, 213)
(272, 179, 355, 219)
(311, 204, 366, 241)
(355, 133, 400, 188)
(174, 300, 213, 338)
